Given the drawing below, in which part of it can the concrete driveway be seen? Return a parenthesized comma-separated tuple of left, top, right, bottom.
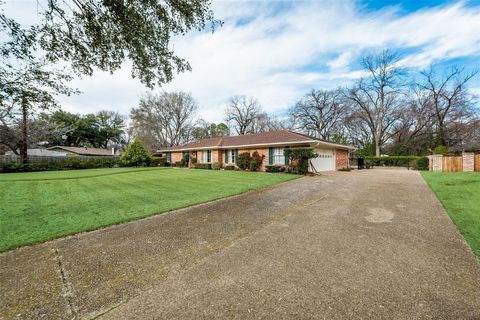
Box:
(1, 169, 479, 319)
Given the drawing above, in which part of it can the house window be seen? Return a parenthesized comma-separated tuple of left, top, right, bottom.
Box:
(166, 152, 172, 162)
(202, 150, 211, 163)
(224, 149, 236, 164)
(273, 148, 284, 165)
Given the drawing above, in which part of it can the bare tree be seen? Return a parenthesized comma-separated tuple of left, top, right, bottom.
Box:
(290, 89, 348, 140)
(225, 96, 263, 135)
(343, 111, 373, 149)
(420, 66, 477, 146)
(346, 50, 404, 156)
(130, 92, 197, 151)
(388, 87, 436, 154)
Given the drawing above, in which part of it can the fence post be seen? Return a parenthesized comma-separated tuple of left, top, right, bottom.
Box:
(462, 152, 474, 172)
(429, 154, 443, 172)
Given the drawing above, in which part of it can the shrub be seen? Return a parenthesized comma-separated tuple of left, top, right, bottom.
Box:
(150, 156, 167, 167)
(174, 161, 183, 167)
(0, 157, 120, 173)
(182, 153, 190, 167)
(364, 156, 420, 168)
(249, 151, 264, 172)
(265, 165, 285, 173)
(212, 162, 222, 170)
(415, 157, 429, 171)
(433, 145, 448, 155)
(120, 138, 151, 167)
(284, 148, 317, 175)
(193, 163, 211, 170)
(224, 165, 236, 170)
(236, 152, 252, 170)
(191, 157, 197, 165)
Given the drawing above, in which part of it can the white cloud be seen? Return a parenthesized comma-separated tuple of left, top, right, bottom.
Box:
(3, 0, 480, 122)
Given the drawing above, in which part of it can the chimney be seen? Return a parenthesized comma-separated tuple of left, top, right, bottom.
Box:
(111, 147, 115, 155)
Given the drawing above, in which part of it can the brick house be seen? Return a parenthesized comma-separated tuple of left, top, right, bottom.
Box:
(158, 130, 355, 172)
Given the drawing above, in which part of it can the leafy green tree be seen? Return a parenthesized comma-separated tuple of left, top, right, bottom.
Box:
(432, 145, 448, 155)
(1, 12, 77, 161)
(192, 121, 230, 140)
(3, 1, 218, 88)
(96, 111, 127, 148)
(45, 110, 126, 148)
(120, 138, 151, 167)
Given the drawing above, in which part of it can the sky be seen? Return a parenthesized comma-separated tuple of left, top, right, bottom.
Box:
(3, 0, 480, 122)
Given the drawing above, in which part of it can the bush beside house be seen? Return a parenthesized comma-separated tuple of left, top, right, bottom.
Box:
(284, 148, 317, 175)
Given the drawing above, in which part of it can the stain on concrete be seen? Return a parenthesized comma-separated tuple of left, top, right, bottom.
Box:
(365, 208, 395, 223)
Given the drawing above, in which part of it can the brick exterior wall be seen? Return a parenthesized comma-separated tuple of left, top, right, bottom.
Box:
(335, 149, 349, 170)
(463, 152, 474, 172)
(212, 150, 222, 163)
(173, 146, 352, 172)
(171, 152, 183, 163)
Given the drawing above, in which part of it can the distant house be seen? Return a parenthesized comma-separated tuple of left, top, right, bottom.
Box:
(157, 130, 355, 172)
(47, 146, 120, 157)
(4, 149, 67, 157)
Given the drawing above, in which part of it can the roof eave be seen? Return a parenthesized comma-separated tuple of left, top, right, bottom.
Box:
(156, 140, 353, 153)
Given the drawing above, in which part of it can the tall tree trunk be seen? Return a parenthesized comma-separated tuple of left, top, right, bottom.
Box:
(20, 94, 28, 164)
(437, 119, 447, 146)
(375, 139, 381, 157)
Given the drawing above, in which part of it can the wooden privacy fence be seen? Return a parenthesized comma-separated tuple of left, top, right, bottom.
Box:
(442, 156, 463, 172)
(429, 153, 479, 172)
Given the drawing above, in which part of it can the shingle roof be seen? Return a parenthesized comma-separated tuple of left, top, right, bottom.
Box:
(158, 130, 354, 152)
(48, 146, 115, 156)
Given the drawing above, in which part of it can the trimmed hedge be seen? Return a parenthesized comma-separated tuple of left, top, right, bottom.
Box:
(151, 156, 168, 167)
(0, 157, 120, 173)
(193, 163, 211, 170)
(212, 162, 222, 170)
(265, 165, 285, 173)
(364, 156, 419, 167)
(224, 165, 236, 170)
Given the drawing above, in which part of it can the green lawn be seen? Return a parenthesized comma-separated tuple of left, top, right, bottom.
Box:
(422, 172, 480, 258)
(0, 167, 299, 252)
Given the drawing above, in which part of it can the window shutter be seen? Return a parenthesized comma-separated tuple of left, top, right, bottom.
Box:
(224, 150, 228, 163)
(284, 147, 289, 165)
(207, 150, 211, 162)
(234, 149, 238, 163)
(268, 147, 273, 165)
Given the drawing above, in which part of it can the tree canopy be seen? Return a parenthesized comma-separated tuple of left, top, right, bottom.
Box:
(3, 0, 218, 88)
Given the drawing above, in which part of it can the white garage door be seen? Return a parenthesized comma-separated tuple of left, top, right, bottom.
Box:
(309, 148, 335, 172)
